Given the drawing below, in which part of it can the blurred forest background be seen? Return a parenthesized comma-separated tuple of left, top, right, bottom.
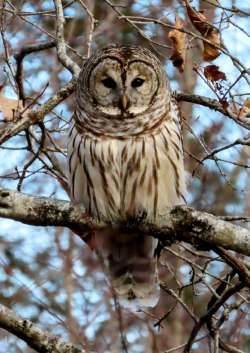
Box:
(0, 0, 249, 352)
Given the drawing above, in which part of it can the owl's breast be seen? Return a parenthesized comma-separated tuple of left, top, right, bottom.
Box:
(68, 122, 186, 223)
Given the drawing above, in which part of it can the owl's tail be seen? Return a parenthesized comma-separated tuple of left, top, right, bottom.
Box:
(93, 229, 159, 308)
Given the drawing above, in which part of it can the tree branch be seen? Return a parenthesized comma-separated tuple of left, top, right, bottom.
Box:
(1, 90, 248, 147)
(0, 187, 250, 256)
(0, 304, 85, 353)
(184, 281, 245, 353)
(53, 0, 80, 75)
(175, 92, 250, 130)
(0, 77, 77, 146)
(14, 40, 57, 101)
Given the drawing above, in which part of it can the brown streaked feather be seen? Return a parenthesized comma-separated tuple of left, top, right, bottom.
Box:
(68, 46, 186, 307)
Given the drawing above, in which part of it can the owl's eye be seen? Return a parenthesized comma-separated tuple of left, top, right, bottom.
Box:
(101, 77, 117, 89)
(131, 78, 145, 88)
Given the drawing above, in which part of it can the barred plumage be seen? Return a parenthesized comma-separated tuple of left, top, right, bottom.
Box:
(68, 46, 186, 307)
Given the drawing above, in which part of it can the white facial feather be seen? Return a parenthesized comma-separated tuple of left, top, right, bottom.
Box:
(89, 58, 159, 116)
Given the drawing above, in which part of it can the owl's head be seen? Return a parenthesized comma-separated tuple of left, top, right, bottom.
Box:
(76, 46, 169, 120)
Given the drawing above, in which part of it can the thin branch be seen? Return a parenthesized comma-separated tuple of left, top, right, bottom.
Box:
(164, 335, 209, 353)
(53, 0, 80, 75)
(174, 92, 250, 130)
(77, 0, 96, 58)
(122, 15, 250, 79)
(1, 88, 249, 147)
(220, 216, 250, 222)
(214, 246, 250, 287)
(5, 1, 82, 59)
(205, 271, 246, 353)
(184, 281, 245, 353)
(160, 286, 198, 323)
(0, 1, 75, 17)
(0, 77, 77, 146)
(201, 134, 250, 162)
(14, 40, 56, 102)
(14, 40, 57, 60)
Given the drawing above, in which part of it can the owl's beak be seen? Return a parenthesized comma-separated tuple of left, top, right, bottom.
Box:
(121, 95, 129, 110)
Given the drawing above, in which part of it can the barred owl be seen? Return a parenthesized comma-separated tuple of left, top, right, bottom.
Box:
(68, 46, 186, 307)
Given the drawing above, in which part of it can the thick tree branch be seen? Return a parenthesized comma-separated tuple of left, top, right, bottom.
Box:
(0, 304, 85, 353)
(0, 188, 250, 256)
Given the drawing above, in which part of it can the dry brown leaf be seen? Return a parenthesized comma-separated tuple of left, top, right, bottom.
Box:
(203, 28, 220, 61)
(0, 96, 25, 122)
(184, 0, 208, 35)
(184, 0, 221, 61)
(239, 98, 250, 119)
(168, 16, 186, 72)
(204, 65, 226, 81)
(220, 99, 229, 109)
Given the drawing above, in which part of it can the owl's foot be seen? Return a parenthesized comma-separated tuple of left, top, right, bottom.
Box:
(122, 208, 148, 230)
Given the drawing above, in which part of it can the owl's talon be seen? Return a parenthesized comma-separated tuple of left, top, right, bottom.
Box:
(124, 209, 148, 229)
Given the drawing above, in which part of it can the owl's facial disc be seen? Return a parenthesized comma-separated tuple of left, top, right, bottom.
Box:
(89, 58, 123, 116)
(125, 62, 159, 115)
(89, 58, 159, 117)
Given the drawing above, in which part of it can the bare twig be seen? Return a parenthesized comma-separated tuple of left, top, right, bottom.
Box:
(184, 281, 245, 353)
(0, 77, 77, 145)
(201, 134, 250, 162)
(214, 246, 250, 287)
(53, 0, 80, 75)
(160, 286, 198, 323)
(77, 0, 96, 58)
(175, 92, 250, 130)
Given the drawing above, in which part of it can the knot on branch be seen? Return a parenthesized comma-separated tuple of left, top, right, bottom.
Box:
(170, 206, 217, 250)
(0, 189, 13, 209)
